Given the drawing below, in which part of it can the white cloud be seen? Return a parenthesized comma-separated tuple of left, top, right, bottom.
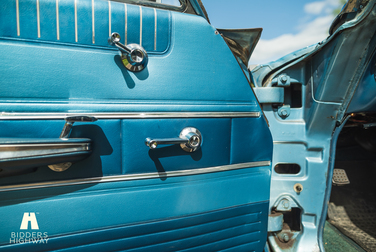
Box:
(250, 15, 333, 64)
(305, 1, 327, 15)
(249, 0, 340, 65)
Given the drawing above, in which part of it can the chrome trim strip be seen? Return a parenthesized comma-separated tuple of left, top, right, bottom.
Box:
(0, 161, 270, 192)
(154, 8, 157, 50)
(124, 3, 127, 44)
(0, 112, 260, 120)
(37, 0, 41, 38)
(92, 0, 95, 44)
(74, 0, 78, 42)
(16, 0, 20, 36)
(0, 143, 90, 148)
(139, 6, 142, 45)
(56, 0, 60, 40)
(108, 1, 111, 37)
(0, 143, 90, 160)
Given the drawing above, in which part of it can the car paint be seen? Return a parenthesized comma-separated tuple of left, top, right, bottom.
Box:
(252, 0, 376, 251)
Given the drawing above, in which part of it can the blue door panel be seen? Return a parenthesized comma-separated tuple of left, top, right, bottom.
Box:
(0, 119, 122, 186)
(156, 8, 170, 52)
(18, 0, 39, 40)
(0, 9, 253, 105)
(94, 0, 110, 46)
(231, 118, 274, 164)
(121, 118, 232, 174)
(39, 0, 59, 41)
(0, 0, 273, 251)
(0, 1, 17, 37)
(0, 116, 268, 186)
(0, 39, 256, 103)
(0, 0, 170, 53)
(110, 1, 126, 46)
(141, 6, 155, 51)
(0, 167, 270, 248)
(58, 0, 76, 43)
(127, 4, 141, 45)
(1, 201, 268, 252)
(77, 0, 94, 45)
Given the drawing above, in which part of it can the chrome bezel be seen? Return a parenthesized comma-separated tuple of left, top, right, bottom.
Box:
(121, 44, 148, 72)
(179, 127, 202, 152)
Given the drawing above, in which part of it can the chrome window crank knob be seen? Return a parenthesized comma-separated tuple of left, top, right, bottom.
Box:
(109, 32, 148, 72)
(145, 127, 202, 152)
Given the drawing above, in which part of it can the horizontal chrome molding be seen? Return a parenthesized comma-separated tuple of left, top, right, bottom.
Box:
(0, 112, 260, 120)
(0, 142, 90, 160)
(0, 161, 270, 192)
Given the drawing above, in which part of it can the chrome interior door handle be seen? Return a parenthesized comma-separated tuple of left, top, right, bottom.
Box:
(48, 116, 97, 172)
(60, 116, 98, 138)
(108, 32, 148, 72)
(145, 127, 202, 152)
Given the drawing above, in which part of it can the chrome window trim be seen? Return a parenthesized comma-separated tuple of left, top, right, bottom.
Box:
(0, 112, 261, 120)
(0, 161, 270, 192)
(112, 0, 187, 13)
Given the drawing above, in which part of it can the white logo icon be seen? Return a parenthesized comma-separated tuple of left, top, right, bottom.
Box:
(20, 212, 39, 230)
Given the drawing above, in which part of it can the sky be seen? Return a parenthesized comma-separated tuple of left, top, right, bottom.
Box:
(201, 0, 343, 65)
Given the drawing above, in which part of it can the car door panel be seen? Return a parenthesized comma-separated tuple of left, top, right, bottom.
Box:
(0, 0, 272, 251)
(1, 166, 270, 251)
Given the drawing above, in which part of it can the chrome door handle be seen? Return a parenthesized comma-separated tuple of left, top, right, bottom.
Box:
(145, 127, 202, 152)
(60, 116, 98, 138)
(49, 116, 97, 172)
(108, 32, 148, 72)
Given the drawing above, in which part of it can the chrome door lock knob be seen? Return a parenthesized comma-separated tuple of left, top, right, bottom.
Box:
(146, 127, 202, 152)
(109, 32, 148, 72)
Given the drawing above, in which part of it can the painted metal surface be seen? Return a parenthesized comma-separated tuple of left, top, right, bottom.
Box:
(347, 52, 376, 113)
(0, 0, 272, 251)
(252, 1, 376, 251)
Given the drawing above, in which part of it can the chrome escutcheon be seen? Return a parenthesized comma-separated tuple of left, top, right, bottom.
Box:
(109, 32, 148, 72)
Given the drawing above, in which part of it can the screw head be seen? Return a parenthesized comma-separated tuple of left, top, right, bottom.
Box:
(282, 234, 290, 242)
(281, 75, 288, 83)
(294, 183, 303, 193)
(281, 110, 288, 116)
